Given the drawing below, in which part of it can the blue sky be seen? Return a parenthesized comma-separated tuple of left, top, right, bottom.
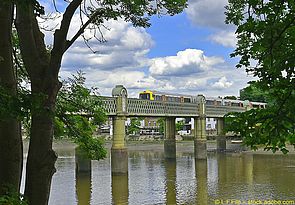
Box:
(147, 13, 231, 59)
(41, 0, 255, 98)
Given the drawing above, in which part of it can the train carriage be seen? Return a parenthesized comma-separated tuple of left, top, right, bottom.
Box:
(139, 90, 266, 108)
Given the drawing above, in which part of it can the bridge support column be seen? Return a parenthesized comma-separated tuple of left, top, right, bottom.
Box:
(194, 117, 207, 159)
(75, 147, 92, 205)
(194, 95, 207, 159)
(111, 116, 128, 175)
(75, 147, 91, 173)
(164, 117, 176, 159)
(111, 85, 128, 175)
(217, 118, 226, 152)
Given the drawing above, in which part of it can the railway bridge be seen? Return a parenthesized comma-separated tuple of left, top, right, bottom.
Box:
(102, 85, 249, 175)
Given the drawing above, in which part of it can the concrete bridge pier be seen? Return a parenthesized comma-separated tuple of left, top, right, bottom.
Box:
(194, 94, 207, 159)
(75, 147, 91, 173)
(75, 147, 92, 205)
(217, 118, 226, 152)
(111, 85, 128, 175)
(194, 117, 207, 159)
(111, 116, 128, 175)
(164, 117, 176, 159)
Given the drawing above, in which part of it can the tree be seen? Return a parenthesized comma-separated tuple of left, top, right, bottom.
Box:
(224, 96, 237, 100)
(176, 120, 185, 132)
(0, 1, 23, 197)
(55, 72, 107, 160)
(225, 0, 295, 153)
(13, 1, 187, 204)
(157, 118, 165, 135)
(240, 83, 268, 102)
(127, 117, 142, 135)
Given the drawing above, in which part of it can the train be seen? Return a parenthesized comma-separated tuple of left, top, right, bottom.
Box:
(139, 90, 267, 109)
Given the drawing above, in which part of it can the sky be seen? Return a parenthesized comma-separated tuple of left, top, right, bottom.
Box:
(40, 0, 256, 98)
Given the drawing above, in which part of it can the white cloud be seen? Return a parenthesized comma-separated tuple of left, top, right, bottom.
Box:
(209, 31, 237, 48)
(38, 14, 153, 71)
(61, 18, 153, 71)
(186, 0, 229, 29)
(37, 8, 251, 98)
(212, 76, 233, 89)
(149, 49, 224, 76)
(185, 0, 238, 48)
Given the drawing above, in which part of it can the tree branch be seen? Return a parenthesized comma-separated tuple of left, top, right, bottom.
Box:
(50, 0, 83, 76)
(15, 3, 47, 81)
(65, 9, 101, 51)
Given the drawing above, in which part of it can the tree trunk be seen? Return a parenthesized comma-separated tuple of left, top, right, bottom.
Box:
(16, 0, 83, 203)
(24, 110, 58, 205)
(23, 74, 60, 205)
(15, 3, 62, 204)
(0, 2, 23, 195)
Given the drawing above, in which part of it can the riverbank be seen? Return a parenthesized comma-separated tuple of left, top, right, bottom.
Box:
(46, 139, 295, 155)
(22, 138, 295, 157)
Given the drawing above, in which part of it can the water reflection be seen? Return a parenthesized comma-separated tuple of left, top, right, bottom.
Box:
(47, 143, 295, 205)
(195, 159, 208, 205)
(111, 174, 128, 205)
(164, 159, 177, 205)
(75, 148, 92, 205)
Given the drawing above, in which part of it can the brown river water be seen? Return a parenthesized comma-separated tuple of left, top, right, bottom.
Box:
(21, 140, 295, 205)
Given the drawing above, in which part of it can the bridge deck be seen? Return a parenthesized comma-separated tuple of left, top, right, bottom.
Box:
(101, 97, 245, 118)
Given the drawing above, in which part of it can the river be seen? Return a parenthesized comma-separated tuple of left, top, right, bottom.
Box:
(22, 141, 295, 205)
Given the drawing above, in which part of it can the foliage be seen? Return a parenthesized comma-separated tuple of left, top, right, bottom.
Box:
(1, 71, 108, 160)
(157, 118, 165, 135)
(224, 96, 237, 100)
(225, 0, 295, 153)
(55, 71, 107, 160)
(85, 0, 187, 29)
(240, 82, 269, 102)
(176, 120, 185, 132)
(0, 85, 44, 121)
(0, 191, 27, 205)
(127, 117, 142, 135)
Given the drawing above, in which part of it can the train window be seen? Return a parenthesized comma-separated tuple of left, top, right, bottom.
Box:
(231, 103, 240, 107)
(184, 98, 190, 103)
(155, 95, 161, 101)
(139, 93, 149, 100)
(206, 100, 214, 105)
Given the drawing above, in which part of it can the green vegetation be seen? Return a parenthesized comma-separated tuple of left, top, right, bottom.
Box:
(55, 71, 107, 160)
(240, 83, 269, 103)
(224, 96, 237, 100)
(127, 117, 143, 135)
(225, 0, 295, 153)
(176, 120, 185, 132)
(0, 192, 27, 205)
(157, 118, 165, 135)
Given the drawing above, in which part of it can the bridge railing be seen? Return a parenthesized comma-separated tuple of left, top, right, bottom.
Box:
(206, 105, 245, 118)
(101, 97, 117, 115)
(101, 96, 246, 117)
(127, 98, 199, 117)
